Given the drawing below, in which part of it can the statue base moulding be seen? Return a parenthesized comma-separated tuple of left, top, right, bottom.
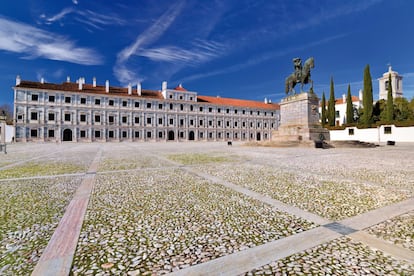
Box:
(272, 92, 330, 143)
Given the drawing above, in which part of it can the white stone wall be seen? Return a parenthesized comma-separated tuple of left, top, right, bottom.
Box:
(329, 125, 414, 143)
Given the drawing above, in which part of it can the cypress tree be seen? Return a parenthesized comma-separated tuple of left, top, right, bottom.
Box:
(362, 64, 373, 125)
(327, 77, 336, 126)
(346, 84, 354, 124)
(386, 73, 394, 121)
(321, 92, 326, 126)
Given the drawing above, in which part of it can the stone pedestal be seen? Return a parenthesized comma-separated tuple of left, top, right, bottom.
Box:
(272, 92, 330, 142)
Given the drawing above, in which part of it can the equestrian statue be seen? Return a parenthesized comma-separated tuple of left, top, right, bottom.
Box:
(285, 57, 314, 95)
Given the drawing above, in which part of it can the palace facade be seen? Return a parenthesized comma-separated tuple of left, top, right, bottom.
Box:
(13, 76, 280, 142)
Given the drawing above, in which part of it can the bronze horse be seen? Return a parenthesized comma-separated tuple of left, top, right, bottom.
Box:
(285, 57, 314, 95)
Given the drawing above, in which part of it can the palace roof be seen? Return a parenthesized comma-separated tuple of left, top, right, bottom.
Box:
(15, 80, 279, 110)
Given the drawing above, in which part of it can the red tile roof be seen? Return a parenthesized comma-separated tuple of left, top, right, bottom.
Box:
(197, 95, 279, 110)
(15, 80, 280, 110)
(335, 96, 360, 105)
(16, 81, 163, 99)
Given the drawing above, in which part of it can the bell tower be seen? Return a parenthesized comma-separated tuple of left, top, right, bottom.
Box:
(378, 65, 403, 100)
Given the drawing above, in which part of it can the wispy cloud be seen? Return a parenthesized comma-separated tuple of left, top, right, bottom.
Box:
(181, 34, 348, 83)
(0, 17, 103, 65)
(39, 6, 126, 29)
(113, 1, 229, 85)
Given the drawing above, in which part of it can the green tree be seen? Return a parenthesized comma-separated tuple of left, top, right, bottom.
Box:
(321, 92, 327, 126)
(386, 74, 394, 121)
(0, 104, 13, 125)
(362, 64, 373, 125)
(346, 84, 354, 124)
(327, 77, 336, 126)
(394, 97, 411, 121)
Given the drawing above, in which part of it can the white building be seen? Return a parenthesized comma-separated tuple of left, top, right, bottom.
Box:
(13, 76, 280, 143)
(378, 66, 403, 100)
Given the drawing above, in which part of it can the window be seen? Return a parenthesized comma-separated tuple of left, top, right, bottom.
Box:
(65, 96, 71, 103)
(80, 97, 86, 104)
(190, 119, 194, 126)
(226, 109, 230, 114)
(17, 115, 23, 120)
(147, 117, 152, 124)
(31, 129, 37, 137)
(335, 111, 340, 118)
(257, 111, 260, 115)
(122, 101, 127, 107)
(122, 131, 127, 138)
(242, 110, 245, 115)
(158, 131, 163, 138)
(109, 100, 114, 106)
(235, 110, 238, 114)
(179, 95, 183, 100)
(242, 122, 246, 127)
(48, 113, 55, 121)
(234, 121, 238, 127)
(180, 104, 184, 111)
(226, 121, 230, 127)
(384, 126, 392, 134)
(190, 97, 193, 101)
(218, 121, 221, 127)
(190, 105, 194, 111)
(95, 99, 101, 105)
(158, 118, 162, 125)
(109, 131, 114, 138)
(134, 117, 139, 124)
(169, 94, 173, 99)
(348, 128, 355, 135)
(80, 114, 86, 122)
(48, 129, 54, 138)
(159, 104, 163, 109)
(147, 131, 152, 138)
(170, 103, 173, 110)
(180, 119, 184, 126)
(209, 107, 212, 112)
(134, 101, 139, 108)
(135, 131, 140, 138)
(199, 107, 203, 112)
(122, 116, 127, 123)
(169, 118, 174, 125)
(31, 112, 38, 120)
(199, 120, 203, 126)
(108, 116, 114, 124)
(218, 108, 221, 113)
(31, 94, 38, 101)
(95, 131, 101, 138)
(95, 115, 101, 123)
(147, 103, 152, 109)
(65, 113, 71, 121)
(80, 130, 86, 138)
(208, 120, 212, 126)
(49, 95, 55, 102)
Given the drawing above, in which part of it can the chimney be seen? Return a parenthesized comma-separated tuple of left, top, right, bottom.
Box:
(105, 80, 109, 93)
(93, 77, 96, 87)
(137, 82, 142, 96)
(41, 77, 44, 84)
(342, 94, 346, 103)
(16, 75, 21, 86)
(162, 81, 167, 91)
(66, 76, 70, 83)
(128, 83, 132, 95)
(78, 78, 83, 90)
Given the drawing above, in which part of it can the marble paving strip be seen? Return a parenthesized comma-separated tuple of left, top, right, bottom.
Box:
(348, 231, 414, 264)
(31, 149, 102, 276)
(169, 227, 341, 276)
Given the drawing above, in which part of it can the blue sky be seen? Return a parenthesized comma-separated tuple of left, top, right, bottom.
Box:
(1, 0, 414, 106)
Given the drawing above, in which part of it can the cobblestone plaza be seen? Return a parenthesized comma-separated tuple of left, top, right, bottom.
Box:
(0, 142, 413, 275)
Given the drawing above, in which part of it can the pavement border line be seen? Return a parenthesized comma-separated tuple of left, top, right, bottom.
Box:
(31, 149, 102, 276)
(348, 231, 414, 264)
(169, 227, 341, 276)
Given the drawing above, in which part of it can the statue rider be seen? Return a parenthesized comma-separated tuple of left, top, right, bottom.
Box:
(293, 57, 302, 81)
